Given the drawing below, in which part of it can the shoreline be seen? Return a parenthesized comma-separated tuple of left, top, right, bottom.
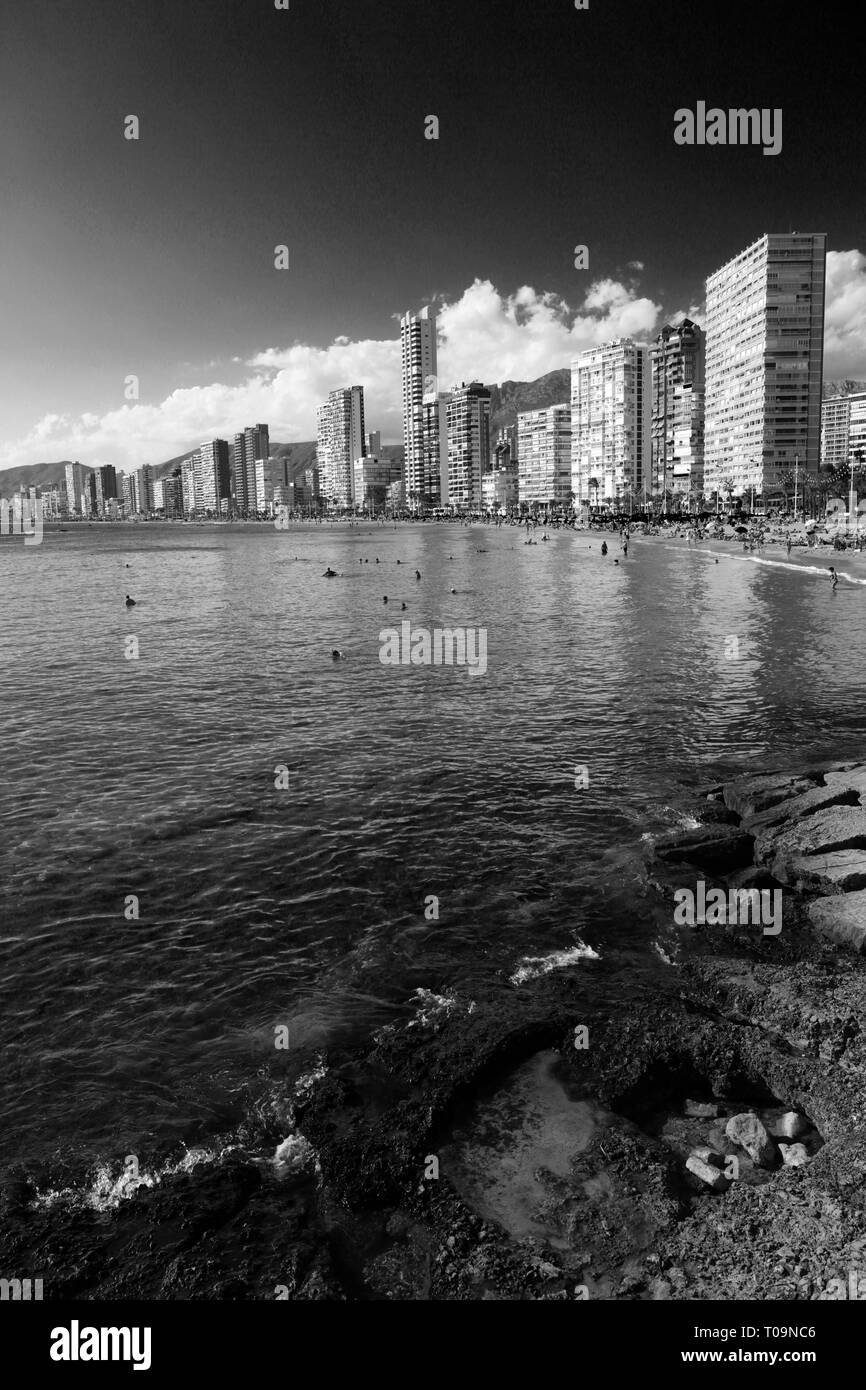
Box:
(3, 759, 866, 1299)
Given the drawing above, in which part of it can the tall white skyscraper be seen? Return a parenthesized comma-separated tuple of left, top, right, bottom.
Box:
(570, 340, 651, 507)
(316, 387, 366, 508)
(517, 403, 572, 507)
(401, 307, 438, 503)
(704, 232, 826, 501)
(195, 441, 229, 515)
(822, 392, 866, 469)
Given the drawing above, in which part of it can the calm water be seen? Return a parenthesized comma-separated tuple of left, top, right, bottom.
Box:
(1, 522, 865, 1188)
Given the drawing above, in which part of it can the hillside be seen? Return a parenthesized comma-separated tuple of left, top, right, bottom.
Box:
(488, 368, 571, 435)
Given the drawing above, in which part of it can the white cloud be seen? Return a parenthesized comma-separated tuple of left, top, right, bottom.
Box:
(3, 257, 863, 472)
(823, 249, 866, 379)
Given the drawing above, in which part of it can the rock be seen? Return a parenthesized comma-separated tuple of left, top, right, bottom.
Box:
(756, 806, 866, 869)
(684, 1099, 723, 1119)
(725, 1112, 778, 1168)
(725, 865, 781, 892)
(823, 765, 866, 800)
(786, 850, 866, 893)
(766, 1112, 811, 1141)
(654, 827, 755, 873)
(691, 1145, 725, 1169)
(723, 774, 817, 821)
(779, 1143, 809, 1168)
(808, 890, 866, 951)
(744, 784, 859, 833)
(686, 1154, 731, 1191)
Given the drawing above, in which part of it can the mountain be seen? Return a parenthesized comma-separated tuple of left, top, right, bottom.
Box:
(488, 369, 570, 436)
(823, 380, 866, 398)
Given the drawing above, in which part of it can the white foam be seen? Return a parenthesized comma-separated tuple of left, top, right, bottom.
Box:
(509, 941, 601, 985)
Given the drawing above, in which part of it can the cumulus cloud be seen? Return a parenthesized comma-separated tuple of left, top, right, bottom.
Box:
(3, 256, 863, 472)
(823, 249, 866, 379)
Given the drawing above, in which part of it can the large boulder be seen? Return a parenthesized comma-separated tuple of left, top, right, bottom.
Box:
(807, 890, 866, 952)
(725, 1112, 777, 1168)
(755, 806, 866, 870)
(823, 765, 866, 800)
(744, 784, 859, 833)
(723, 774, 817, 821)
(766, 1111, 811, 1140)
(779, 849, 866, 894)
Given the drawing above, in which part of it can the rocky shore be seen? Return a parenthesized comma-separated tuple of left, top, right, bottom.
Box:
(4, 759, 866, 1301)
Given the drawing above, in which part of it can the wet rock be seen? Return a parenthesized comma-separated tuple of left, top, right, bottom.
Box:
(808, 891, 866, 952)
(823, 765, 866, 800)
(686, 1154, 730, 1191)
(756, 806, 866, 872)
(691, 1145, 724, 1169)
(654, 827, 755, 873)
(767, 1112, 811, 1141)
(785, 850, 866, 893)
(744, 784, 859, 833)
(684, 1099, 722, 1119)
(723, 774, 817, 821)
(725, 1112, 777, 1168)
(779, 1143, 809, 1168)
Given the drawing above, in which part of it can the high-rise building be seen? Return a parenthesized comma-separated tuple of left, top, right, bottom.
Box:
(822, 392, 866, 468)
(195, 440, 230, 514)
(570, 340, 651, 507)
(231, 424, 270, 511)
(64, 461, 86, 517)
(87, 469, 104, 517)
(650, 319, 705, 504)
(162, 474, 183, 519)
(401, 307, 438, 504)
(181, 456, 197, 516)
(316, 388, 366, 508)
(133, 464, 153, 514)
(446, 382, 491, 511)
(99, 465, 117, 502)
(419, 391, 449, 507)
(517, 403, 572, 508)
(704, 232, 826, 501)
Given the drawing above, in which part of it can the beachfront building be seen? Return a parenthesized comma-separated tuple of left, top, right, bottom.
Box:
(517, 403, 572, 509)
(417, 390, 449, 508)
(64, 461, 87, 517)
(353, 453, 402, 511)
(704, 232, 826, 504)
(822, 392, 866, 468)
(482, 465, 519, 511)
(401, 306, 438, 506)
(180, 456, 197, 516)
(570, 339, 651, 508)
(446, 382, 491, 512)
(316, 387, 366, 510)
(195, 440, 230, 515)
(231, 424, 269, 513)
(134, 465, 154, 515)
(650, 319, 704, 506)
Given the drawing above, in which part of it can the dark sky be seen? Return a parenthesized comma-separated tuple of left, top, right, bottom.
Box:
(1, 0, 862, 461)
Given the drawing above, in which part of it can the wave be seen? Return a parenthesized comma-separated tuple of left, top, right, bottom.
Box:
(509, 940, 601, 985)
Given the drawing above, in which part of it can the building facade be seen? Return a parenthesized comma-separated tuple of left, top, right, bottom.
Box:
(570, 340, 651, 507)
(401, 307, 438, 505)
(232, 424, 270, 512)
(446, 382, 491, 511)
(418, 391, 449, 507)
(316, 387, 366, 508)
(517, 403, 572, 508)
(64, 461, 86, 517)
(195, 440, 230, 515)
(650, 319, 705, 504)
(704, 232, 826, 502)
(822, 392, 866, 468)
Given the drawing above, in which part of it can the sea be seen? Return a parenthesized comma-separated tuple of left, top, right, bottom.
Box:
(1, 520, 865, 1207)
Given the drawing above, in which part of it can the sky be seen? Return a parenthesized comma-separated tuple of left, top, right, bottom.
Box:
(1, 0, 864, 473)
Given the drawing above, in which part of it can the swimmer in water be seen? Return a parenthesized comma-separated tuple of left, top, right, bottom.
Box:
(601, 541, 608, 556)
(323, 568, 337, 577)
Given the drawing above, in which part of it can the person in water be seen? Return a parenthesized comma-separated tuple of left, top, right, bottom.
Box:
(829, 567, 838, 589)
(125, 595, 136, 606)
(323, 568, 337, 577)
(601, 541, 608, 556)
